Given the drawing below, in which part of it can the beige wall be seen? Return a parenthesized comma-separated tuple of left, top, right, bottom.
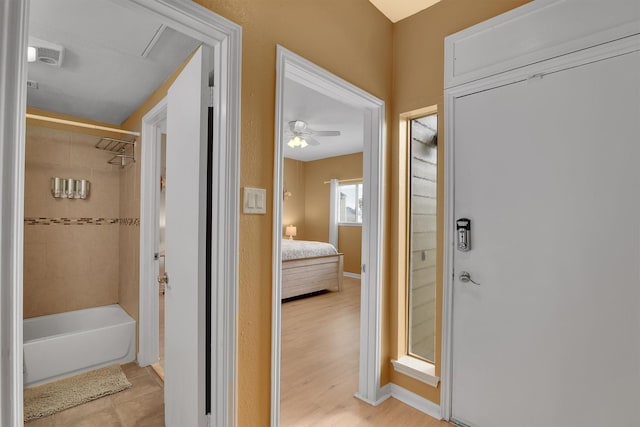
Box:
(389, 0, 531, 402)
(303, 153, 364, 242)
(184, 3, 395, 422)
(338, 226, 362, 274)
(283, 158, 306, 239)
(23, 123, 121, 318)
(304, 153, 363, 275)
(284, 154, 364, 274)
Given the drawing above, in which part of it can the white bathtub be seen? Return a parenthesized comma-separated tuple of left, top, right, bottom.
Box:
(23, 304, 136, 386)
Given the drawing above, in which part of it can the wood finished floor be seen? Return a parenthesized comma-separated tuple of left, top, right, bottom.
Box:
(281, 277, 450, 427)
(25, 363, 164, 426)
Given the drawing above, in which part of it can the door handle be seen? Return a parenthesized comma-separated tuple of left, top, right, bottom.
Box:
(158, 272, 169, 285)
(459, 271, 480, 285)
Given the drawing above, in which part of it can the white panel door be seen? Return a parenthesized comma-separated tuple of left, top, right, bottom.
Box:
(165, 46, 211, 427)
(452, 51, 640, 427)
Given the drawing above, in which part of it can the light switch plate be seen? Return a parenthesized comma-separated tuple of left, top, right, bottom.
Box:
(243, 187, 266, 214)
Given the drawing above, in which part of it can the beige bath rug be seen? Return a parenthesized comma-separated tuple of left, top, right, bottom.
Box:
(24, 364, 131, 422)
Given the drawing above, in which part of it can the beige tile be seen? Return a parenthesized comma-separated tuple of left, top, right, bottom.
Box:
(28, 225, 65, 247)
(23, 241, 48, 317)
(24, 164, 72, 218)
(113, 389, 164, 427)
(109, 372, 162, 405)
(24, 362, 164, 426)
(24, 414, 55, 426)
(69, 133, 115, 172)
(88, 227, 120, 280)
(23, 241, 47, 282)
(25, 126, 71, 167)
(45, 231, 93, 280)
(52, 395, 120, 427)
(119, 363, 148, 380)
(81, 169, 120, 218)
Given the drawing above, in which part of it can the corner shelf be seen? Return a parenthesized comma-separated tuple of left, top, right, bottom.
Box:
(95, 137, 136, 168)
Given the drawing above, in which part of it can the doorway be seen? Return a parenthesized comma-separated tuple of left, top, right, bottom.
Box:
(271, 46, 386, 425)
(0, 0, 241, 425)
(445, 32, 640, 427)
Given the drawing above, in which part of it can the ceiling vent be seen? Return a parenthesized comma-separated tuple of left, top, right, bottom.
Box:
(29, 37, 65, 67)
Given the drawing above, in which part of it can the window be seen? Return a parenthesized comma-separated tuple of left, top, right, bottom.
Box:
(338, 182, 363, 224)
(391, 109, 440, 387)
(408, 112, 437, 363)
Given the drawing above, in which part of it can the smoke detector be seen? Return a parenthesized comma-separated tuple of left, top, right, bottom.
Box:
(28, 37, 65, 67)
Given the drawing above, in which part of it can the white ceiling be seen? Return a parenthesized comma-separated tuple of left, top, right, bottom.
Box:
(283, 79, 364, 162)
(27, 0, 201, 125)
(368, 0, 441, 23)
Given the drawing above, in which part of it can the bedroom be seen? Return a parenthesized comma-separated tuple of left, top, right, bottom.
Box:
(279, 72, 365, 423)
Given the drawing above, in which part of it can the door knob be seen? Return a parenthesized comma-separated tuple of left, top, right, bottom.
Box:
(459, 271, 480, 285)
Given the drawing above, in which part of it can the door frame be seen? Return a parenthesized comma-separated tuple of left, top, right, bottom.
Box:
(0, 1, 241, 426)
(441, 1, 640, 421)
(138, 97, 166, 369)
(270, 46, 386, 426)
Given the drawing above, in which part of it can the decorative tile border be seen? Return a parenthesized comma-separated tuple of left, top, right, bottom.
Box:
(25, 217, 140, 226)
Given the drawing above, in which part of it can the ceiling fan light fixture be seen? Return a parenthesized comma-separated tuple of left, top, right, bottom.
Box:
(287, 135, 308, 148)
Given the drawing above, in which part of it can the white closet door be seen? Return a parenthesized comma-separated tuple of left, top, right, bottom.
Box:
(452, 50, 640, 427)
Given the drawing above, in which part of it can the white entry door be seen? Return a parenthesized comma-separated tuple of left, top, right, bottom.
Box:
(164, 45, 212, 427)
(451, 50, 640, 426)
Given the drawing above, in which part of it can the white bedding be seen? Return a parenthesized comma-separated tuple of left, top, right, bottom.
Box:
(282, 239, 338, 261)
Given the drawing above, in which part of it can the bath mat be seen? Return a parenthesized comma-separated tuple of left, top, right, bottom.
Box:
(24, 364, 131, 422)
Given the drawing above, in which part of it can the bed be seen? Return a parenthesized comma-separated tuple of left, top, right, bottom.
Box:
(281, 239, 344, 299)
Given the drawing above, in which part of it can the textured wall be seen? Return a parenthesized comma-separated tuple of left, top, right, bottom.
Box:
(282, 158, 306, 239)
(188, 2, 394, 424)
(389, 0, 532, 403)
(337, 226, 362, 274)
(303, 153, 364, 275)
(303, 153, 364, 242)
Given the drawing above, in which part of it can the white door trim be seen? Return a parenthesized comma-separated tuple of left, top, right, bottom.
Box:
(271, 45, 386, 426)
(441, 2, 640, 420)
(0, 1, 241, 426)
(0, 0, 28, 425)
(139, 97, 167, 368)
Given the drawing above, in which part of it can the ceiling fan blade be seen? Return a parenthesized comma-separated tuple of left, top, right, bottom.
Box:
(310, 130, 340, 137)
(305, 137, 321, 146)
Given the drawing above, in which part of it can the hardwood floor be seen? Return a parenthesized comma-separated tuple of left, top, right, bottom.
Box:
(281, 277, 450, 427)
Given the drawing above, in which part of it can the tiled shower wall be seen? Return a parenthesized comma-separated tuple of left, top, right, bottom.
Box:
(24, 124, 143, 321)
(118, 137, 142, 327)
(23, 125, 121, 318)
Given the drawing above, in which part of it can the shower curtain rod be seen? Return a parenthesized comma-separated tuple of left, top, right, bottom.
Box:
(26, 113, 141, 137)
(323, 177, 362, 184)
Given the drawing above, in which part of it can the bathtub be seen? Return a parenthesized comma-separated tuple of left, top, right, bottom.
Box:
(23, 304, 136, 386)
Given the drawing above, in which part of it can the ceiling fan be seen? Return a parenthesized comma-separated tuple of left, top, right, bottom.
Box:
(285, 120, 341, 148)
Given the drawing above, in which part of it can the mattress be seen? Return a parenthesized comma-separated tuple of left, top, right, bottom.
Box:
(282, 239, 338, 261)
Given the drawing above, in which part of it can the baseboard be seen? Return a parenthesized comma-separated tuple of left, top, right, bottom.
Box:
(390, 383, 442, 420)
(354, 383, 392, 406)
(343, 272, 361, 279)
